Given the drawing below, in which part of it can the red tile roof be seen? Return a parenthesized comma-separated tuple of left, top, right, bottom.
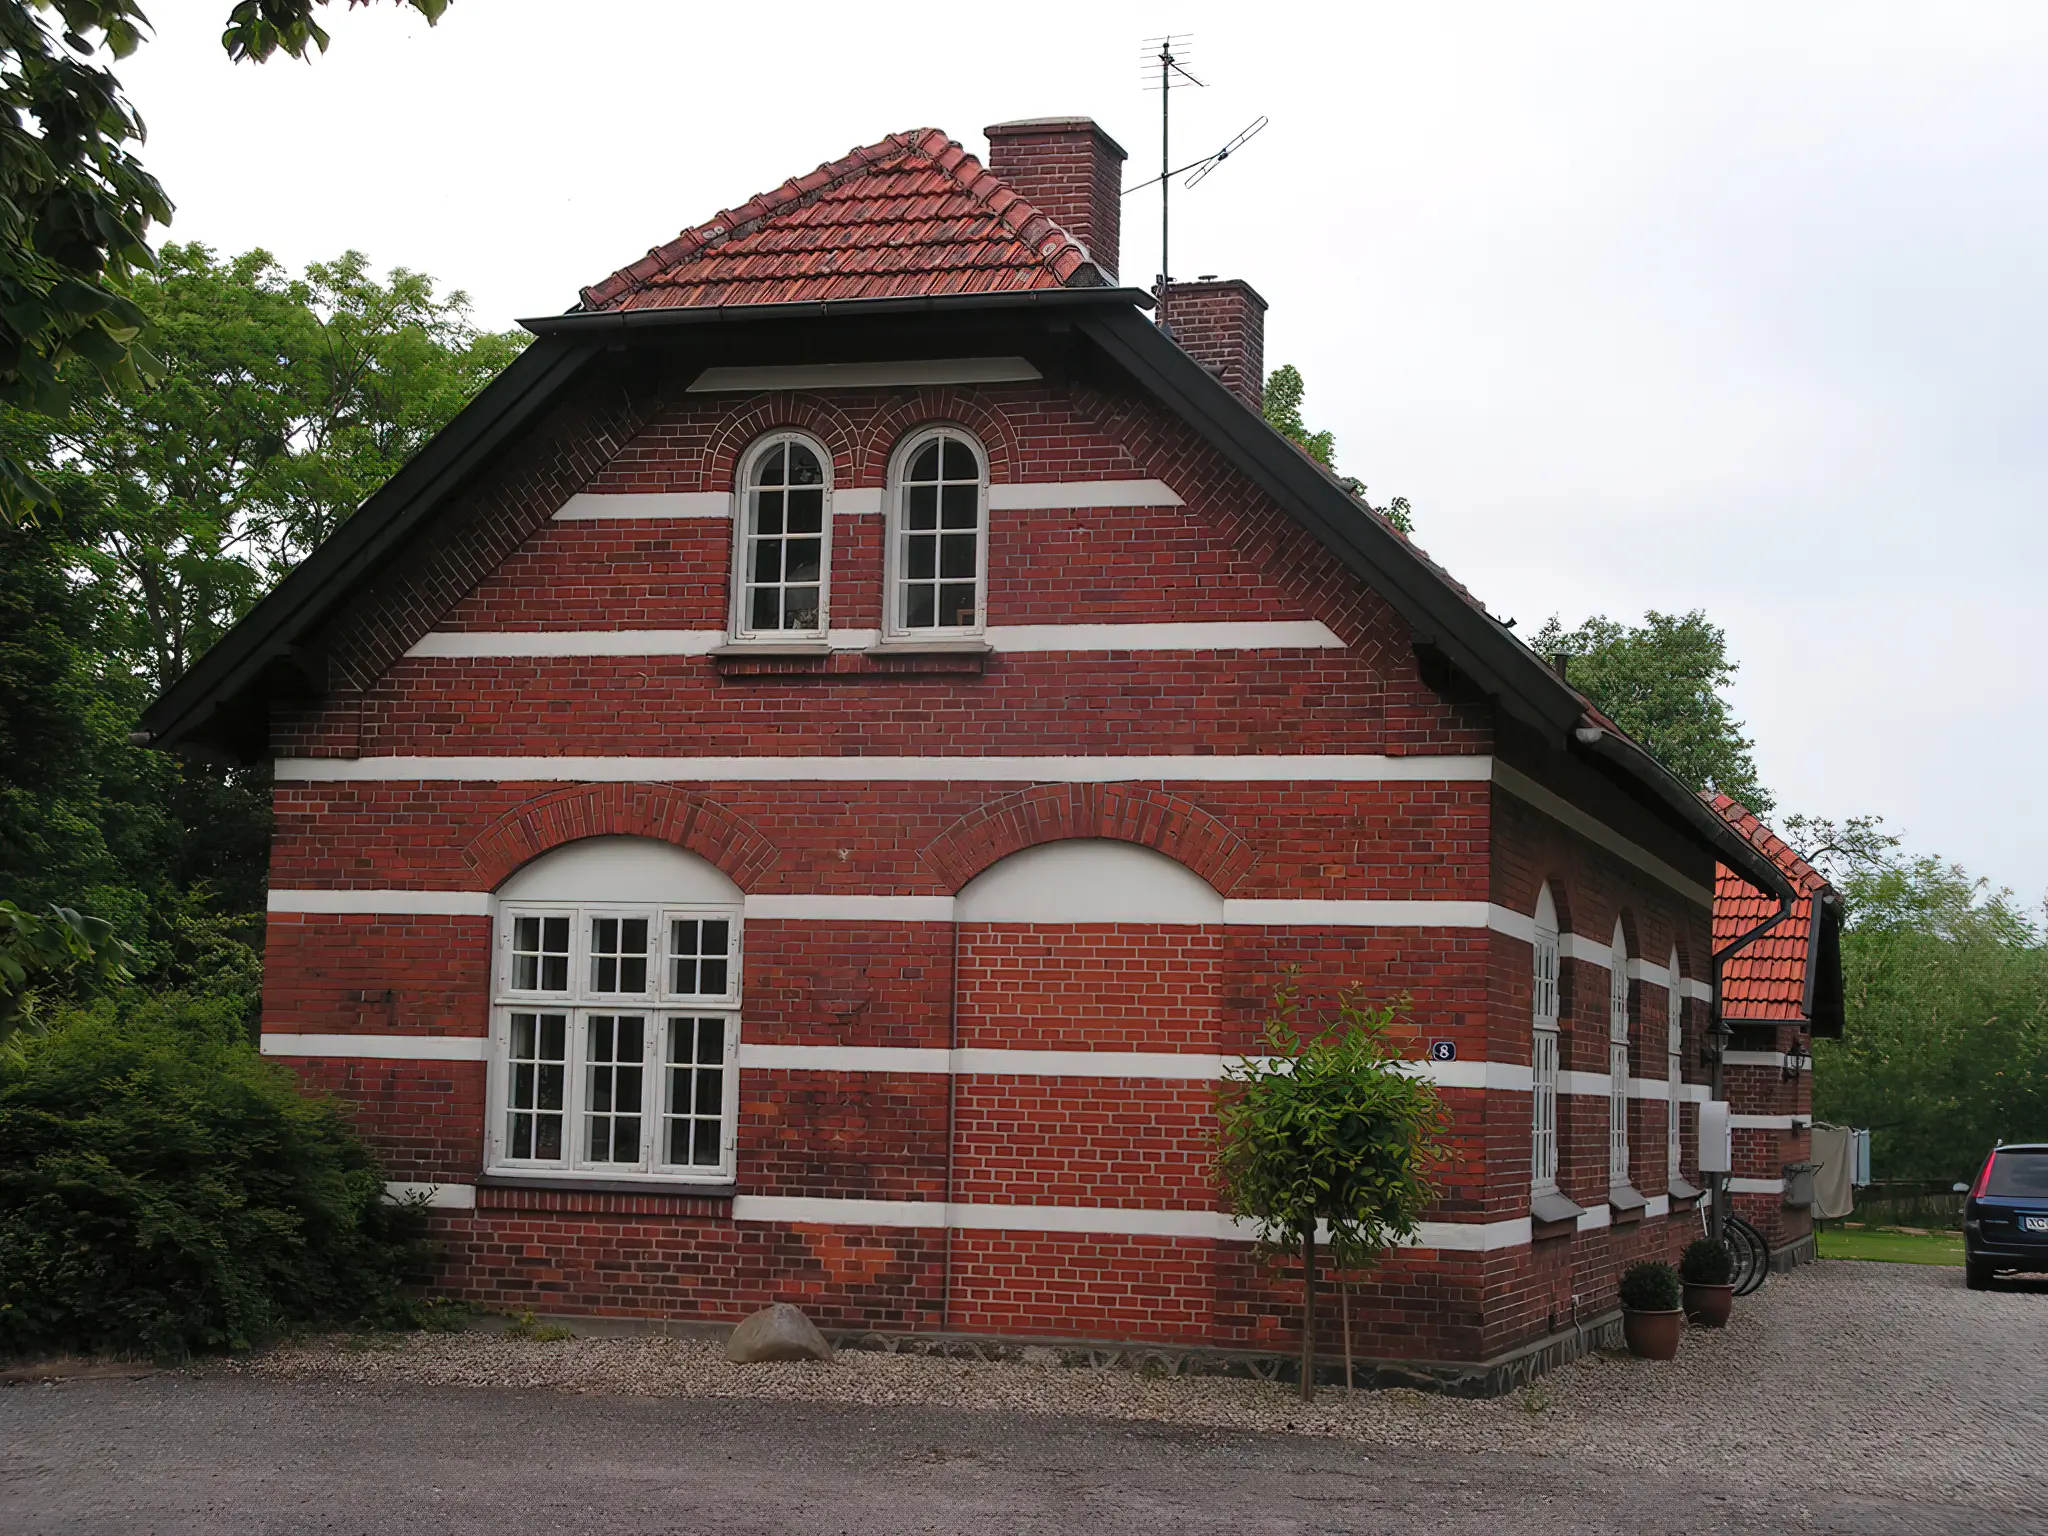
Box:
(578, 127, 1106, 312)
(1708, 793, 1834, 1022)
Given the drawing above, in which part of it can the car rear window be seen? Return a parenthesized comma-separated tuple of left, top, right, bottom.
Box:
(1985, 1150, 2048, 1198)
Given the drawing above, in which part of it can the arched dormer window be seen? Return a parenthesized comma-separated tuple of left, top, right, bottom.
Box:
(489, 838, 742, 1185)
(733, 432, 831, 640)
(1666, 946, 1685, 1183)
(1531, 884, 1561, 1195)
(1609, 918, 1632, 1189)
(886, 427, 987, 636)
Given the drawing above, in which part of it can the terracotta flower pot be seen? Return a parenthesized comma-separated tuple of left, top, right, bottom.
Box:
(1683, 1282, 1734, 1328)
(1622, 1307, 1683, 1360)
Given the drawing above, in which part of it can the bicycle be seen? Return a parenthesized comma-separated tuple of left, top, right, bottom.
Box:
(1699, 1202, 1770, 1295)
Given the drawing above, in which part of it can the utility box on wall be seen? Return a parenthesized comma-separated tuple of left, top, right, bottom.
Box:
(1699, 1099, 1732, 1174)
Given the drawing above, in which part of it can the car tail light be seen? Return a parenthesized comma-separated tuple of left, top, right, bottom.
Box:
(1972, 1152, 1997, 1199)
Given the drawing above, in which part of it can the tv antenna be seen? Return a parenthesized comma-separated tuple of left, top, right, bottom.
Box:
(1131, 34, 1267, 335)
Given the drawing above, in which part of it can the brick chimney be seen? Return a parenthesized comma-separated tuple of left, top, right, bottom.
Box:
(984, 118, 1126, 283)
(1160, 279, 1268, 412)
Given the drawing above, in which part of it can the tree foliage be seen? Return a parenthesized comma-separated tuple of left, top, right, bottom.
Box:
(0, 897, 131, 1050)
(0, 0, 452, 524)
(0, 244, 518, 1002)
(1215, 982, 1449, 1398)
(1795, 815, 2048, 1181)
(1261, 363, 1414, 533)
(1534, 609, 1773, 815)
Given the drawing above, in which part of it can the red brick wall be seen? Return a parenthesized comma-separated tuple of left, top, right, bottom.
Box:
(259, 358, 1732, 1369)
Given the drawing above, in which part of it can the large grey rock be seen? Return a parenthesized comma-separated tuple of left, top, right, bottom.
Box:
(725, 1303, 834, 1364)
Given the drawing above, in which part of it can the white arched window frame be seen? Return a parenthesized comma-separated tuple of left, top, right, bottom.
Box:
(487, 839, 743, 1186)
(1531, 885, 1562, 1195)
(731, 431, 833, 641)
(1609, 919, 1631, 1189)
(884, 426, 988, 638)
(1666, 946, 1685, 1183)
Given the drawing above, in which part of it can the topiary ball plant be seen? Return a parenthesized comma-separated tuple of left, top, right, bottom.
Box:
(1680, 1237, 1733, 1286)
(1619, 1259, 1681, 1313)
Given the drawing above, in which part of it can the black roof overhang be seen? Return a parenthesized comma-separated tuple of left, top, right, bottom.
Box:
(139, 289, 1798, 903)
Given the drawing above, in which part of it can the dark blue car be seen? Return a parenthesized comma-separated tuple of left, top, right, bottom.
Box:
(1965, 1143, 2048, 1289)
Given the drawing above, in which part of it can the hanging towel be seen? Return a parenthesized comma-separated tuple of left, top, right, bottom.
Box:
(1810, 1124, 1856, 1220)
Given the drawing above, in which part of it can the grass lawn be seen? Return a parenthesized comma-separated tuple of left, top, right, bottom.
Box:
(1818, 1226, 1964, 1266)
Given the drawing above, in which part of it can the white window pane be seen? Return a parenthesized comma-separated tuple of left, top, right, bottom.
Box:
(583, 1014, 646, 1165)
(506, 1010, 567, 1161)
(664, 1015, 730, 1169)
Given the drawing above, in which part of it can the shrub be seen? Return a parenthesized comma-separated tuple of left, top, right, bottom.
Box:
(1619, 1259, 1681, 1312)
(0, 992, 431, 1360)
(1680, 1237, 1733, 1286)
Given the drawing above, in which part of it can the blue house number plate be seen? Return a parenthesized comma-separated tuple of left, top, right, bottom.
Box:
(1428, 1040, 1458, 1062)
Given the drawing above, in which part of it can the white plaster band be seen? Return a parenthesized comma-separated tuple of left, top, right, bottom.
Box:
(1731, 1114, 1803, 1130)
(384, 1181, 477, 1210)
(1723, 1051, 1811, 1072)
(687, 357, 1042, 391)
(402, 621, 1344, 660)
(262, 1034, 1709, 1104)
(987, 479, 1183, 510)
(1728, 1177, 1789, 1194)
(262, 1033, 487, 1061)
(727, 1196, 1531, 1252)
(268, 889, 492, 916)
(272, 753, 1494, 784)
(555, 492, 730, 520)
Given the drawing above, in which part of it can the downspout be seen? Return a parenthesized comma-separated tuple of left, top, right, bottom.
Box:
(1708, 893, 1797, 1242)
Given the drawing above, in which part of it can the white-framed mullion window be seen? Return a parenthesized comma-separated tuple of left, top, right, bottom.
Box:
(886, 427, 988, 636)
(1609, 921, 1631, 1188)
(1531, 886, 1562, 1195)
(491, 900, 740, 1184)
(732, 431, 831, 641)
(1666, 948, 1685, 1181)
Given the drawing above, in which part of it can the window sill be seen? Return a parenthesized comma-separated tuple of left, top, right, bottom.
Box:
(866, 637, 993, 656)
(1668, 1176, 1705, 1203)
(1531, 1190, 1585, 1236)
(1609, 1183, 1649, 1223)
(714, 640, 989, 678)
(478, 1173, 736, 1198)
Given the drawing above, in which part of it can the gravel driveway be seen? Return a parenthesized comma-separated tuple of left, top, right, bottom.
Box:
(3, 1260, 2042, 1534)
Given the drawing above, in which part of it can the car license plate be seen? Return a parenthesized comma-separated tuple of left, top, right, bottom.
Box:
(2023, 1216, 2048, 1234)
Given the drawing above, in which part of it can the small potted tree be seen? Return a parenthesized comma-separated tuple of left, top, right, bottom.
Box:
(1215, 980, 1450, 1401)
(1680, 1238, 1735, 1326)
(1618, 1259, 1683, 1359)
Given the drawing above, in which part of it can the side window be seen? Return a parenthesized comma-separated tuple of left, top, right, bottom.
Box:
(734, 432, 830, 640)
(1609, 919, 1632, 1189)
(1667, 947, 1685, 1182)
(887, 427, 987, 635)
(1531, 884, 1561, 1195)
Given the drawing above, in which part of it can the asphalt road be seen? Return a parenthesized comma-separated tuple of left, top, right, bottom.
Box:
(0, 1375, 2010, 1535)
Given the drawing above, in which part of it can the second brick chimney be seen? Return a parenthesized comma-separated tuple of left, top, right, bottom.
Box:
(984, 118, 1126, 283)
(1160, 279, 1268, 413)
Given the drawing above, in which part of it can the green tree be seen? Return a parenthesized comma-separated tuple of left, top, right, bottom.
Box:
(0, 0, 450, 525)
(1534, 610, 1773, 815)
(0, 898, 132, 1051)
(1794, 815, 2048, 1181)
(0, 245, 519, 996)
(1215, 982, 1449, 1400)
(40, 243, 523, 686)
(1261, 363, 1414, 532)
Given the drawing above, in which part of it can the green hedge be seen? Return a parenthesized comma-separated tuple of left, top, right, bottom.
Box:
(0, 992, 430, 1359)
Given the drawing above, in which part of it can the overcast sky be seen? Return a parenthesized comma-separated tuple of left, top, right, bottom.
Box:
(120, 2, 2048, 903)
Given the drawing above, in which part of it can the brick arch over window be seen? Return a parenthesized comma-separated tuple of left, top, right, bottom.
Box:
(864, 388, 1018, 483)
(702, 393, 862, 489)
(465, 783, 779, 892)
(921, 784, 1255, 896)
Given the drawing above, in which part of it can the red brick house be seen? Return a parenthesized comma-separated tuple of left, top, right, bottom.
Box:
(1710, 795, 1845, 1263)
(143, 118, 1807, 1391)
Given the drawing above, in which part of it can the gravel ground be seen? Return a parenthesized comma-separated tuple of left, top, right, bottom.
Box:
(210, 1259, 2045, 1518)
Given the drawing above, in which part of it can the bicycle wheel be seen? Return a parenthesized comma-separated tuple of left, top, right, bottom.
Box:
(1726, 1214, 1770, 1296)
